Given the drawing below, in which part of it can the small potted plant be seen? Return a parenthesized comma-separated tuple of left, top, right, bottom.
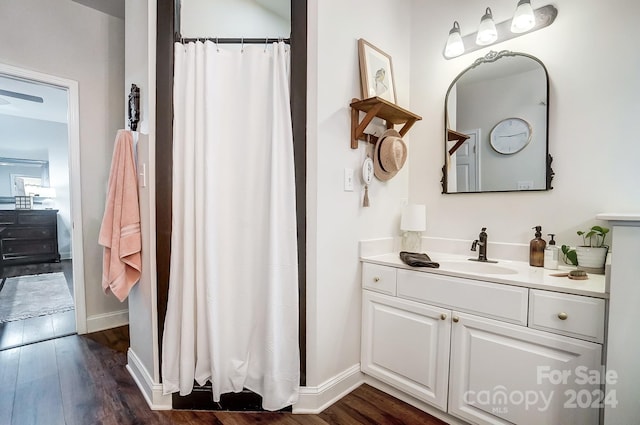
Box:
(561, 225, 609, 273)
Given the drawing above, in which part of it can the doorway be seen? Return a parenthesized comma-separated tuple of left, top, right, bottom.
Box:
(0, 63, 86, 350)
(456, 128, 481, 192)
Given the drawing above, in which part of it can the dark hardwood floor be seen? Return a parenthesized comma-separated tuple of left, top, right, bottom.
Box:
(0, 260, 76, 351)
(0, 325, 448, 425)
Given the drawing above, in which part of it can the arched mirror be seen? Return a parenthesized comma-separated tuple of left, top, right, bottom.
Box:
(442, 50, 553, 193)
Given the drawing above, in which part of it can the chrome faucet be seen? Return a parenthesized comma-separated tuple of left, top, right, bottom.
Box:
(470, 227, 497, 263)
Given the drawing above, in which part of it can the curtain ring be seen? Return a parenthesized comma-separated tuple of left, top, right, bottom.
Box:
(241, 37, 244, 53)
(264, 37, 268, 53)
(215, 37, 220, 52)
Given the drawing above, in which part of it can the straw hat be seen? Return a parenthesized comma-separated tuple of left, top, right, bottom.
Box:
(373, 129, 407, 181)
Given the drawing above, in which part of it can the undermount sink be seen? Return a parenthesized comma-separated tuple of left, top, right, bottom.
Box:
(437, 260, 519, 275)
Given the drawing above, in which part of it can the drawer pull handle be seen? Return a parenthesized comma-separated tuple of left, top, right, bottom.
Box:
(373, 277, 380, 282)
(558, 312, 568, 320)
(452, 316, 459, 323)
(440, 313, 447, 320)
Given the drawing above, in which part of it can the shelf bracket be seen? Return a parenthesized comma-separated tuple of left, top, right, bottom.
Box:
(447, 129, 470, 156)
(399, 118, 418, 137)
(351, 99, 383, 149)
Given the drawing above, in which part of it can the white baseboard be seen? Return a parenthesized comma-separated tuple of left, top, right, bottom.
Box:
(364, 375, 467, 425)
(293, 364, 364, 414)
(127, 348, 172, 410)
(86, 309, 129, 333)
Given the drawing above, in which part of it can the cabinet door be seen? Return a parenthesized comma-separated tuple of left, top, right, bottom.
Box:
(362, 290, 451, 410)
(449, 312, 602, 425)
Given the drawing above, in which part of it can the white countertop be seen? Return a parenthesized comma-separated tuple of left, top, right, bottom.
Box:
(361, 252, 608, 299)
(596, 213, 640, 222)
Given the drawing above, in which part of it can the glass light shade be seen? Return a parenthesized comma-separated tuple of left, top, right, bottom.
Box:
(444, 21, 464, 58)
(511, 0, 536, 33)
(401, 204, 425, 253)
(476, 7, 498, 46)
(401, 204, 426, 232)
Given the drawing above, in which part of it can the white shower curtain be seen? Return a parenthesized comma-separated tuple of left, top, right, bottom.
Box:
(162, 41, 299, 411)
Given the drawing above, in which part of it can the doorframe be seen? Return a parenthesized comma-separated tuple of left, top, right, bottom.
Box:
(158, 0, 307, 387)
(460, 128, 481, 192)
(0, 62, 87, 334)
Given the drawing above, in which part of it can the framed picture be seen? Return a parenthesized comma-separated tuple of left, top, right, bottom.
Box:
(358, 39, 396, 103)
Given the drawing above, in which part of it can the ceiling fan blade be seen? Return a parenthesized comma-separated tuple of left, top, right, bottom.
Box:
(0, 89, 43, 103)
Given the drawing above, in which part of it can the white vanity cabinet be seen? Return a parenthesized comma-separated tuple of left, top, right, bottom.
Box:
(448, 311, 601, 425)
(362, 290, 452, 410)
(361, 263, 606, 425)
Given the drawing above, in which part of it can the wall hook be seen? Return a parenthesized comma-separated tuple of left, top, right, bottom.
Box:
(128, 84, 140, 131)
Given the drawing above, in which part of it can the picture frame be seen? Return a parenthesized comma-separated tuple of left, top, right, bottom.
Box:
(358, 39, 396, 103)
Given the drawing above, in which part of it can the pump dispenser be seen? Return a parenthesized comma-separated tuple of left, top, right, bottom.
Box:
(530, 226, 546, 267)
(544, 234, 559, 270)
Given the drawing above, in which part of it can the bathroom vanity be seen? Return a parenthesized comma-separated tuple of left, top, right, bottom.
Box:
(360, 252, 607, 425)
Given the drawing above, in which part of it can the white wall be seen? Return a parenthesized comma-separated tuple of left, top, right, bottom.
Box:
(409, 0, 640, 251)
(125, 0, 163, 399)
(307, 0, 412, 387)
(0, 0, 127, 321)
(0, 115, 72, 258)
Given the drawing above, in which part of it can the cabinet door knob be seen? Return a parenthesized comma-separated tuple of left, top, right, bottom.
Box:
(440, 313, 447, 320)
(373, 277, 380, 282)
(558, 312, 568, 320)
(452, 316, 459, 323)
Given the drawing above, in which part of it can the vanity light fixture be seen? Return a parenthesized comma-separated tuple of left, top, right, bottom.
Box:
(444, 21, 465, 59)
(442, 3, 557, 60)
(511, 0, 536, 33)
(476, 7, 498, 46)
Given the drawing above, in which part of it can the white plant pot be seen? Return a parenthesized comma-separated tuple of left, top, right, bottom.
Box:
(576, 246, 608, 274)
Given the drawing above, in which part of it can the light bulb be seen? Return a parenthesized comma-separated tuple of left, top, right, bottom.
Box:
(444, 21, 464, 58)
(476, 7, 497, 46)
(511, 0, 536, 33)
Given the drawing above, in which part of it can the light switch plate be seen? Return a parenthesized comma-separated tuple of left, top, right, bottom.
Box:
(139, 163, 147, 187)
(344, 168, 354, 191)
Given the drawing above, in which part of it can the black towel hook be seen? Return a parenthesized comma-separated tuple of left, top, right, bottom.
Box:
(128, 84, 140, 131)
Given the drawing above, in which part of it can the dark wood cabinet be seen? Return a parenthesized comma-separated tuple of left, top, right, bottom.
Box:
(0, 209, 60, 276)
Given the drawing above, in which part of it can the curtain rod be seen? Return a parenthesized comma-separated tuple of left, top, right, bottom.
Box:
(175, 36, 291, 45)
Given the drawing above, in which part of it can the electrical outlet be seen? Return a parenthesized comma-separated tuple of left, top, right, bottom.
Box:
(517, 180, 533, 190)
(344, 168, 354, 191)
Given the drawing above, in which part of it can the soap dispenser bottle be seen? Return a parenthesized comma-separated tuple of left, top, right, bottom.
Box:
(530, 226, 546, 267)
(544, 234, 559, 270)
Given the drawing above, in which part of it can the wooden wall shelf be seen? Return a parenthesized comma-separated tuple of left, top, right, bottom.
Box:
(447, 129, 470, 156)
(350, 97, 422, 149)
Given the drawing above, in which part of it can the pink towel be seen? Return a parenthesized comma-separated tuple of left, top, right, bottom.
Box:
(99, 129, 142, 302)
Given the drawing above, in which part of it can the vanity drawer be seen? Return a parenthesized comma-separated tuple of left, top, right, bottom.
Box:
(529, 290, 605, 343)
(0, 226, 55, 240)
(397, 269, 529, 325)
(362, 263, 397, 295)
(0, 211, 17, 225)
(17, 211, 57, 225)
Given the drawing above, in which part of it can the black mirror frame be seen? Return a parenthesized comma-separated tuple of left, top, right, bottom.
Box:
(441, 50, 554, 194)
